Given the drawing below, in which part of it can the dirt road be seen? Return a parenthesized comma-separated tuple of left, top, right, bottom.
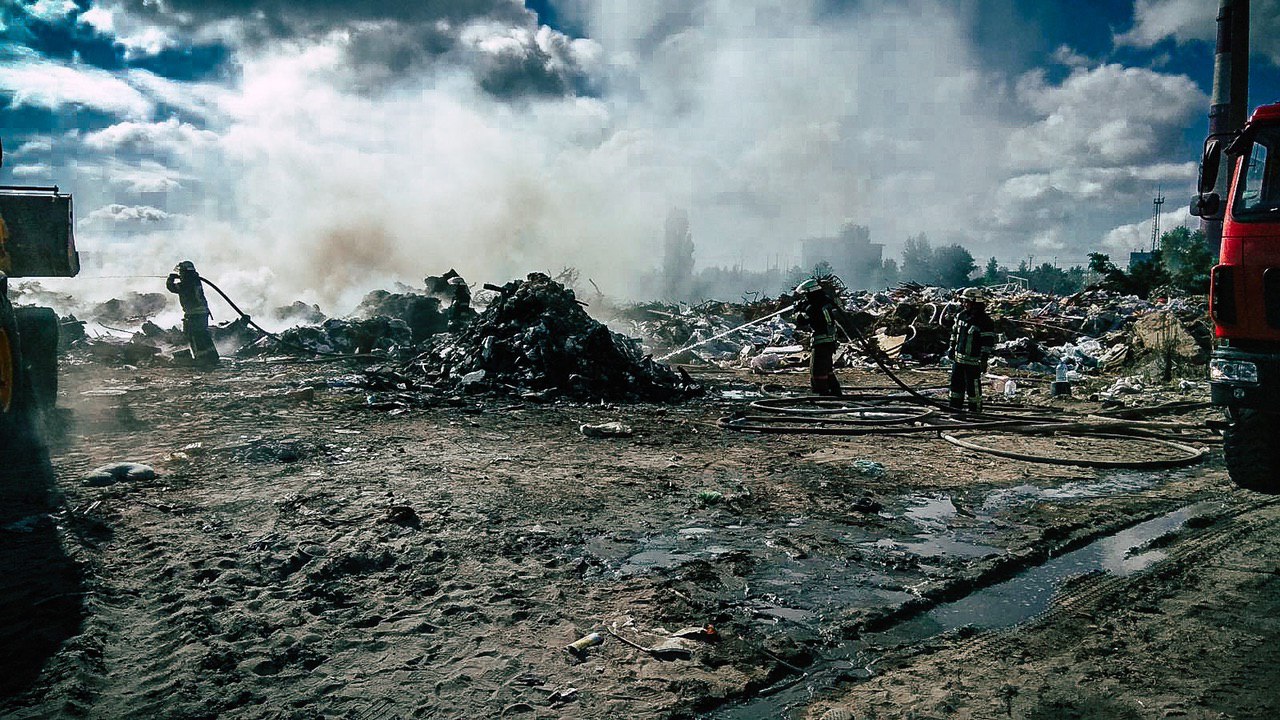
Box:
(1, 358, 1276, 719)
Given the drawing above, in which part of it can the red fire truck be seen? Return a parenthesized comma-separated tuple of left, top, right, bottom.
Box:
(1193, 102, 1280, 492)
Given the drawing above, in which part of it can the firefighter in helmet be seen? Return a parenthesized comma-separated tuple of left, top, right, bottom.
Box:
(947, 287, 996, 412)
(165, 261, 220, 368)
(792, 278, 854, 396)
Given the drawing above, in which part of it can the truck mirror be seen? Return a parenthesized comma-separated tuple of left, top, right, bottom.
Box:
(1190, 192, 1221, 217)
(1198, 138, 1222, 194)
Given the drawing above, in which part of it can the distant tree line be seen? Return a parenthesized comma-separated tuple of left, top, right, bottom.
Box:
(1083, 226, 1212, 299)
(646, 224, 1213, 302)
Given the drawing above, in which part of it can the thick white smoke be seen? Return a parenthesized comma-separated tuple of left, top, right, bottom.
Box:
(3, 0, 1212, 313)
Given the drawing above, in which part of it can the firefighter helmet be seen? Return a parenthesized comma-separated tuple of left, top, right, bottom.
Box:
(960, 287, 986, 302)
(795, 278, 823, 294)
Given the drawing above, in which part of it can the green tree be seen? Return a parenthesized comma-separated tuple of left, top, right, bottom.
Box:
(1088, 252, 1117, 275)
(932, 244, 977, 287)
(1159, 226, 1211, 294)
(901, 234, 934, 283)
(1090, 251, 1170, 299)
(880, 258, 901, 286)
(981, 256, 1003, 285)
(661, 208, 695, 300)
(1025, 262, 1082, 295)
(1128, 251, 1172, 298)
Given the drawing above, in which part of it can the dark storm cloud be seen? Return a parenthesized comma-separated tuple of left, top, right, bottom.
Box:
(344, 22, 458, 75)
(475, 27, 593, 98)
(116, 0, 533, 37)
(112, 0, 594, 98)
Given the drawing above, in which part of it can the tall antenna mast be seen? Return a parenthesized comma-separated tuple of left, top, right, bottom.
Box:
(1150, 186, 1165, 252)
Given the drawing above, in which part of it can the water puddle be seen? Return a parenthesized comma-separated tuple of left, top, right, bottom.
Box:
(586, 528, 744, 576)
(913, 501, 1219, 634)
(708, 500, 1221, 719)
(903, 495, 957, 528)
(981, 472, 1165, 512)
(869, 536, 1000, 559)
(584, 524, 917, 623)
(865, 494, 1000, 559)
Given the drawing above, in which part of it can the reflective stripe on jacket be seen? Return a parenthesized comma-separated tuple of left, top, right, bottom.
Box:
(812, 306, 837, 345)
(950, 308, 995, 366)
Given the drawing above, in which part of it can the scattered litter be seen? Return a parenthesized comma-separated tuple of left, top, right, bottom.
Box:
(84, 462, 157, 487)
(646, 637, 695, 660)
(696, 490, 724, 505)
(603, 624, 696, 661)
(579, 422, 633, 438)
(852, 459, 885, 478)
(546, 687, 579, 704)
(565, 632, 604, 658)
(670, 624, 718, 641)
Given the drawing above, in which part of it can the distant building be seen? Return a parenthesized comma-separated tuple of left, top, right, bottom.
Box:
(800, 224, 884, 287)
(1128, 251, 1155, 270)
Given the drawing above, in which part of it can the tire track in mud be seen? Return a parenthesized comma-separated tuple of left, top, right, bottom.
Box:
(82, 519, 227, 717)
(818, 495, 1280, 719)
(951, 495, 1278, 662)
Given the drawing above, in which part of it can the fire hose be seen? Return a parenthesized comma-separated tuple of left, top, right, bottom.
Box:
(198, 277, 381, 361)
(722, 395, 1211, 468)
(656, 305, 793, 361)
(719, 310, 1212, 468)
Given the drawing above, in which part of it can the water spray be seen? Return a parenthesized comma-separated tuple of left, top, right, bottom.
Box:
(656, 305, 793, 361)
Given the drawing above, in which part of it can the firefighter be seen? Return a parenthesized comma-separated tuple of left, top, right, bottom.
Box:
(446, 275, 475, 331)
(792, 278, 852, 396)
(165, 260, 220, 368)
(947, 287, 996, 412)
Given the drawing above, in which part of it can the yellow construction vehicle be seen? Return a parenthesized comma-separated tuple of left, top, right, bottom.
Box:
(0, 138, 79, 437)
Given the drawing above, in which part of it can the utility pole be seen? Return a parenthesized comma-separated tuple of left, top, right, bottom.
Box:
(1151, 188, 1165, 252)
(1203, 0, 1249, 256)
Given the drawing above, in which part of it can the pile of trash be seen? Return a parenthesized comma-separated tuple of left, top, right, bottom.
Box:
(49, 264, 1212, 396)
(379, 272, 699, 402)
(610, 283, 1212, 382)
(236, 287, 456, 358)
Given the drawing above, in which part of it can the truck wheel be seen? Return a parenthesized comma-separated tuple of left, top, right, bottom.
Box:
(1223, 408, 1280, 494)
(0, 295, 34, 442)
(13, 307, 59, 412)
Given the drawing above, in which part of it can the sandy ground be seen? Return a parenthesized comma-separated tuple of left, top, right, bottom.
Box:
(1, 356, 1277, 719)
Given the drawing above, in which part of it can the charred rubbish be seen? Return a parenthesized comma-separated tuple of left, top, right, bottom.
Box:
(383, 273, 701, 402)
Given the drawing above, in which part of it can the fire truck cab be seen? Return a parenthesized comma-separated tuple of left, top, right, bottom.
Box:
(1194, 102, 1280, 492)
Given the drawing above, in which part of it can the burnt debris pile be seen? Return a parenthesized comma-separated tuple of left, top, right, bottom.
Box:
(386, 273, 699, 402)
(620, 284, 1211, 384)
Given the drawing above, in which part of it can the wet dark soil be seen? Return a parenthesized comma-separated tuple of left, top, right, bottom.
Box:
(1, 358, 1276, 719)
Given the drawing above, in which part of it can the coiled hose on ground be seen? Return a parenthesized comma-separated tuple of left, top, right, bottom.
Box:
(720, 314, 1213, 469)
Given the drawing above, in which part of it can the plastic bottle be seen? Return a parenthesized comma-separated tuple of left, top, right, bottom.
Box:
(1003, 379, 1017, 399)
(1055, 359, 1068, 382)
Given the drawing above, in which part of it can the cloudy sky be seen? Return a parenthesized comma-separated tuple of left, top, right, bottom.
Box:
(2, 0, 1279, 306)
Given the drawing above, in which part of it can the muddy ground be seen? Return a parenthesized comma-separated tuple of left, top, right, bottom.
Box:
(1, 356, 1277, 719)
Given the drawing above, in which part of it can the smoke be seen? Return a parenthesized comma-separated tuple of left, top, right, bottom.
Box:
(5, 0, 1213, 312)
(168, 0, 1012, 308)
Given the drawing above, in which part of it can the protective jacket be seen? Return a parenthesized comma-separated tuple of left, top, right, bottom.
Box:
(949, 307, 996, 366)
(797, 293, 842, 346)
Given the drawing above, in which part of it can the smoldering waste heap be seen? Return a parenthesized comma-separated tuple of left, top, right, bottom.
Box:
(373, 272, 700, 402)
